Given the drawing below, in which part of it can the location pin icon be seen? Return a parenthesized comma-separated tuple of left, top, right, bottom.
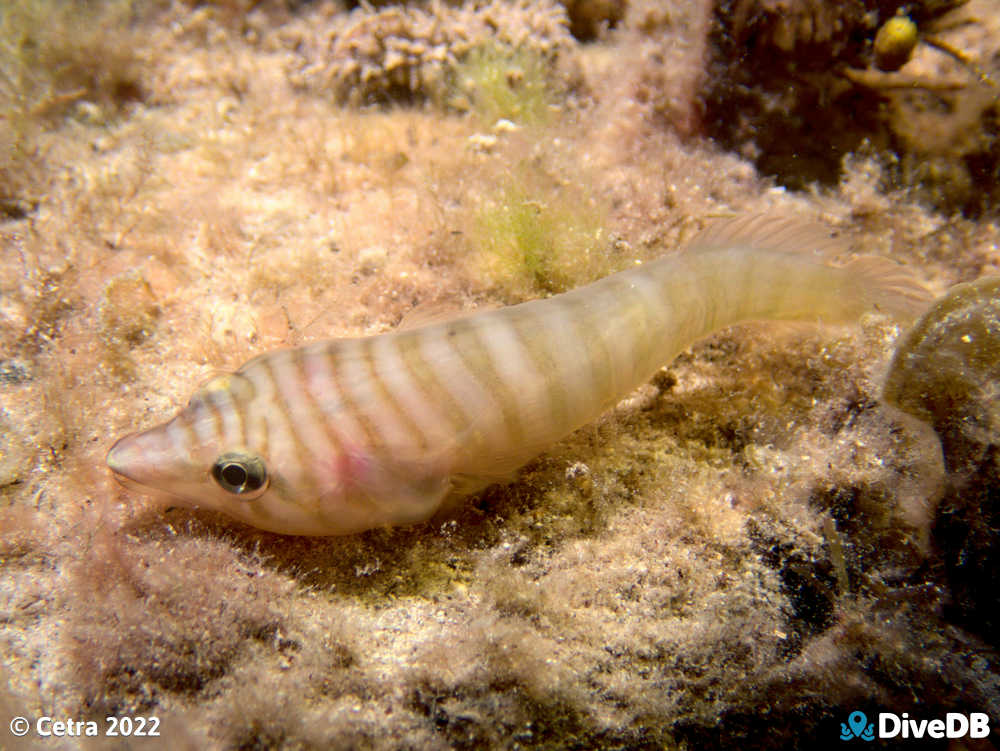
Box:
(848, 711, 867, 738)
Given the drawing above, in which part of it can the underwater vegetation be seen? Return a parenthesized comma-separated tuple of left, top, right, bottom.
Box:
(703, 0, 1000, 215)
(453, 43, 560, 126)
(0, 0, 145, 218)
(471, 177, 612, 297)
(286, 0, 575, 110)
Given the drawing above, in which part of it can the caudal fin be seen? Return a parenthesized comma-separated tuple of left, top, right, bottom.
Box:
(688, 213, 932, 323)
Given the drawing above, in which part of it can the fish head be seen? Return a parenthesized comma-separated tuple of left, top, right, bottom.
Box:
(107, 368, 452, 535)
(107, 372, 332, 534)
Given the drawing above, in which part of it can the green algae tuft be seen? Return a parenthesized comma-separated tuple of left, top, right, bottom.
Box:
(471, 180, 611, 298)
(454, 44, 559, 126)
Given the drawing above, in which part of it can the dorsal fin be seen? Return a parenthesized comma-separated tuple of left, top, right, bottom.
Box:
(686, 213, 849, 259)
(397, 301, 499, 331)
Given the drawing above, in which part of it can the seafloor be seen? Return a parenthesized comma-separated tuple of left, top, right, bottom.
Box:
(1, 1, 998, 749)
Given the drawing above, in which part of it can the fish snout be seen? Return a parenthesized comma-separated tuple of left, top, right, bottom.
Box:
(106, 428, 176, 488)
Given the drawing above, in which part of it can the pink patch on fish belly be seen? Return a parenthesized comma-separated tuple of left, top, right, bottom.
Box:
(313, 444, 373, 493)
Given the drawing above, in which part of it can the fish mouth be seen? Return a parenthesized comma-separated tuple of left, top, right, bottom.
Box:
(106, 431, 176, 493)
(107, 468, 149, 495)
(106, 433, 145, 485)
(106, 432, 200, 508)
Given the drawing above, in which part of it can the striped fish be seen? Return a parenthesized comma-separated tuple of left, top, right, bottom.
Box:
(107, 216, 930, 535)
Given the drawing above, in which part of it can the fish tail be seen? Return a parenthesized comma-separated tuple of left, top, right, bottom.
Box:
(841, 255, 933, 322)
(681, 214, 932, 325)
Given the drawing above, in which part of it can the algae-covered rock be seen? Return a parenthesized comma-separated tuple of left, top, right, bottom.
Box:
(883, 276, 1000, 641)
(702, 0, 1000, 215)
(884, 276, 1000, 471)
(286, 0, 575, 108)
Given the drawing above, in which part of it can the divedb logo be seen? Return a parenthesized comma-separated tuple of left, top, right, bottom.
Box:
(840, 710, 991, 741)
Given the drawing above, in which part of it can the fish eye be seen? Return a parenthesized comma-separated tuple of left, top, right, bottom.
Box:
(211, 452, 268, 498)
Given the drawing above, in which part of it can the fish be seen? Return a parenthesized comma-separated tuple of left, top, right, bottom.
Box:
(107, 215, 930, 535)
